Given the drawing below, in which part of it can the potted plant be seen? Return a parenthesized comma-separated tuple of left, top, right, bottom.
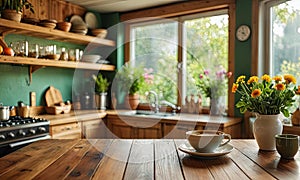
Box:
(115, 62, 146, 110)
(0, 0, 34, 22)
(232, 74, 300, 150)
(93, 73, 110, 110)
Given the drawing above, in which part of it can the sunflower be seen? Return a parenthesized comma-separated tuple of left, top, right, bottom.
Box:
(236, 75, 246, 83)
(295, 85, 300, 95)
(275, 83, 285, 91)
(273, 76, 282, 82)
(232, 83, 238, 93)
(247, 76, 259, 84)
(251, 89, 261, 98)
(261, 74, 271, 82)
(284, 74, 296, 84)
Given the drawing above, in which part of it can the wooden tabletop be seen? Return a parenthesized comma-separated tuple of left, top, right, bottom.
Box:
(0, 139, 299, 179)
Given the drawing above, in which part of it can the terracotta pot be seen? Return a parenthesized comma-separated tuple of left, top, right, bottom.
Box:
(1, 9, 22, 22)
(125, 94, 140, 110)
(253, 114, 283, 151)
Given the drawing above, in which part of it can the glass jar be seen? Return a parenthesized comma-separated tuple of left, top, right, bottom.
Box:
(59, 47, 68, 61)
(28, 43, 39, 58)
(68, 49, 75, 61)
(19, 40, 28, 57)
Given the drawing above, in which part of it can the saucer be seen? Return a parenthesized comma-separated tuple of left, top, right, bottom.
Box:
(178, 142, 233, 158)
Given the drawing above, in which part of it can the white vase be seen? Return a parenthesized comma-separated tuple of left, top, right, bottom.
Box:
(253, 114, 283, 151)
(210, 96, 225, 115)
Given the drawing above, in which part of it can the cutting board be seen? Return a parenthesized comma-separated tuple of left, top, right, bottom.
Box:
(45, 86, 63, 107)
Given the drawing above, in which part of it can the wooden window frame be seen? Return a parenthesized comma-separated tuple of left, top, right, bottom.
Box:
(121, 0, 236, 117)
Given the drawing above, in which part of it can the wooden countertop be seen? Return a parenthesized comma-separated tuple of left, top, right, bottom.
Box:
(36, 110, 107, 125)
(106, 110, 242, 127)
(0, 139, 298, 179)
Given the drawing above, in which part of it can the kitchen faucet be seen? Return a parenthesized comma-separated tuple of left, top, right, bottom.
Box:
(146, 91, 181, 114)
(160, 100, 181, 114)
(147, 91, 160, 113)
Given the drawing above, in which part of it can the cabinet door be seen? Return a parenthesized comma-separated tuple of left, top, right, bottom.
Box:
(81, 119, 107, 139)
(107, 118, 133, 139)
(50, 122, 81, 139)
(135, 123, 162, 139)
(163, 123, 203, 139)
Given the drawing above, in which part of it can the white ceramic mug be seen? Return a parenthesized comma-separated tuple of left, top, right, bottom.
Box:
(186, 130, 231, 153)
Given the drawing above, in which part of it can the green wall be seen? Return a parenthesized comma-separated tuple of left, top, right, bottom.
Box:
(234, 0, 253, 116)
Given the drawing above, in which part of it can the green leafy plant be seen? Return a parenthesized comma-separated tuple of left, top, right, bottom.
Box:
(92, 74, 110, 93)
(232, 74, 300, 117)
(0, 0, 34, 13)
(116, 62, 154, 95)
(195, 65, 232, 99)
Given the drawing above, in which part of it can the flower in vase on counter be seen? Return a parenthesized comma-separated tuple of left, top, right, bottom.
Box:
(232, 74, 299, 117)
(196, 65, 232, 99)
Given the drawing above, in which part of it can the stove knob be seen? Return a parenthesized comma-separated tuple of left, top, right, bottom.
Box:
(29, 129, 36, 135)
(0, 134, 5, 140)
(19, 130, 26, 136)
(38, 127, 46, 133)
(8, 132, 15, 138)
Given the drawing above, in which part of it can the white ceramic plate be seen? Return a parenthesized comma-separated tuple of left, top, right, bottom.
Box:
(85, 12, 98, 29)
(97, 60, 109, 64)
(178, 142, 233, 158)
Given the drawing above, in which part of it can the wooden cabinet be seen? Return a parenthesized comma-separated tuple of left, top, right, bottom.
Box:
(163, 121, 241, 139)
(81, 119, 107, 139)
(50, 122, 81, 139)
(40, 110, 108, 139)
(23, 0, 86, 22)
(107, 115, 162, 139)
(163, 122, 203, 139)
(106, 112, 242, 139)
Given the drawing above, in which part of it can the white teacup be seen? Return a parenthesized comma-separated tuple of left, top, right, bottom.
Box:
(186, 130, 231, 153)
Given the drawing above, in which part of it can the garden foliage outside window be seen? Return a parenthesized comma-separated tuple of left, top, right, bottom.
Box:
(129, 10, 229, 107)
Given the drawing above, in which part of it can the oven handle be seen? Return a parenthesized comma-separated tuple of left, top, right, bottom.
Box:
(9, 135, 51, 148)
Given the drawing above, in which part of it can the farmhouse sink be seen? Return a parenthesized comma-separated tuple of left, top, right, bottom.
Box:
(120, 110, 176, 117)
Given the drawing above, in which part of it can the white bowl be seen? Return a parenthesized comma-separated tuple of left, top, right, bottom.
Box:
(81, 55, 101, 63)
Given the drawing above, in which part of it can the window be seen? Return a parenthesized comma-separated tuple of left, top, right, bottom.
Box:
(261, 0, 300, 80)
(129, 10, 229, 107)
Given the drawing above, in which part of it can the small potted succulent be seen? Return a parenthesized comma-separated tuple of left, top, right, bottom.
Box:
(93, 73, 110, 110)
(0, 0, 34, 22)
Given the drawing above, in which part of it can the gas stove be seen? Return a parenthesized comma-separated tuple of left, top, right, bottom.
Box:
(0, 116, 50, 157)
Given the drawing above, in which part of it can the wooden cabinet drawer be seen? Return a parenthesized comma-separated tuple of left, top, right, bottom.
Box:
(81, 119, 107, 139)
(50, 122, 81, 139)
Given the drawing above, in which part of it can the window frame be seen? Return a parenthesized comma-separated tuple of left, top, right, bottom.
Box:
(259, 0, 291, 76)
(121, 0, 236, 116)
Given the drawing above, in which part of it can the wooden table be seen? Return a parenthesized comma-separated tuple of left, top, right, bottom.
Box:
(0, 139, 299, 179)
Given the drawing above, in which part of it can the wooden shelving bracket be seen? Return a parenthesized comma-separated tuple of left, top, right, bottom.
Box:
(28, 65, 44, 85)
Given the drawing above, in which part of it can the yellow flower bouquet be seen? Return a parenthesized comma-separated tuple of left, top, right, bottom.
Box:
(232, 74, 300, 117)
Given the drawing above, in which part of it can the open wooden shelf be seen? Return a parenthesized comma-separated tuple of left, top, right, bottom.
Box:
(0, 18, 115, 46)
(0, 55, 115, 71)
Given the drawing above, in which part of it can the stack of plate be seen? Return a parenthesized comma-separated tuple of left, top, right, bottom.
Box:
(39, 19, 57, 29)
(70, 15, 88, 35)
(91, 29, 107, 38)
